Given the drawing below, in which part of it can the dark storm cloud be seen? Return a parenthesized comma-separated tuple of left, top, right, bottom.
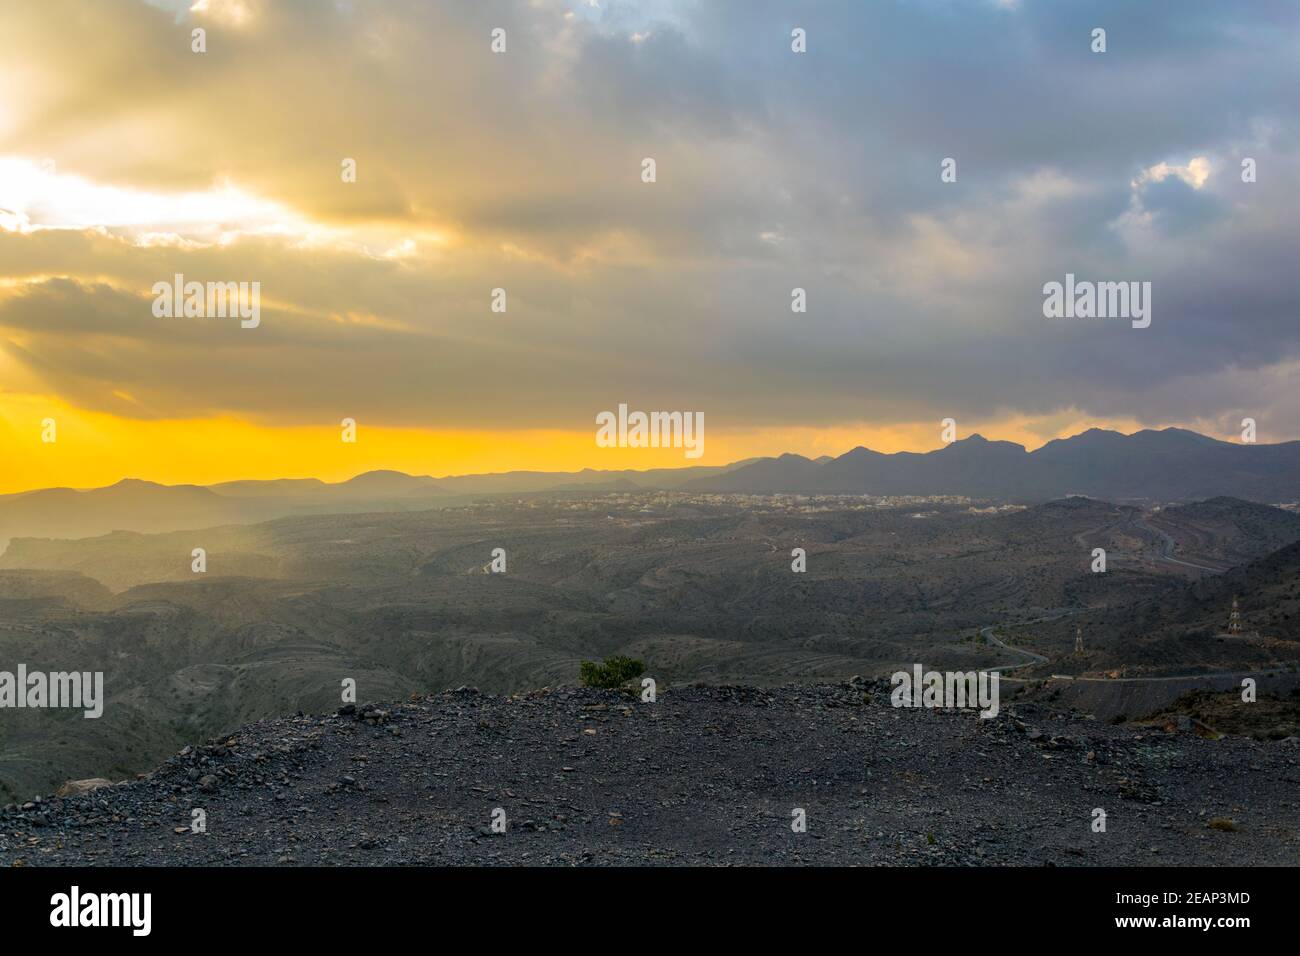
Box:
(1, 0, 1297, 436)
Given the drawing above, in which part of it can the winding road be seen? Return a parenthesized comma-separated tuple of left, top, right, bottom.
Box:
(1131, 512, 1226, 573)
(980, 621, 1270, 684)
(977, 512, 1265, 682)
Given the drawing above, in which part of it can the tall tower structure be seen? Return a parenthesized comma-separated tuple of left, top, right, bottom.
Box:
(1074, 624, 1084, 654)
(1227, 596, 1242, 635)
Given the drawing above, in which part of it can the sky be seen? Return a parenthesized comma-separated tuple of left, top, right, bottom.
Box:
(1, 0, 1298, 493)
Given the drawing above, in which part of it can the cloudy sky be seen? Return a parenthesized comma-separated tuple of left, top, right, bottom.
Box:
(1, 0, 1298, 492)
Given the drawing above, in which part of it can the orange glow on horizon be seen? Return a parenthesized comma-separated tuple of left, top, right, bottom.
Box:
(0, 394, 1168, 495)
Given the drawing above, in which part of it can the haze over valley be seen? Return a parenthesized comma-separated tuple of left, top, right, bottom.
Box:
(3, 442, 1299, 802)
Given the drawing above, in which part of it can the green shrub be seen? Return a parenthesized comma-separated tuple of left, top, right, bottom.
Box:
(579, 655, 645, 689)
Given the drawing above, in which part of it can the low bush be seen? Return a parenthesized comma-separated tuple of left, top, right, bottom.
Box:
(579, 655, 645, 689)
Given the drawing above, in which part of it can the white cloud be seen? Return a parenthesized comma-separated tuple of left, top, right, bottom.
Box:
(1133, 156, 1212, 191)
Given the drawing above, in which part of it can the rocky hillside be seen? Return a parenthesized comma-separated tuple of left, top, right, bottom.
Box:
(3, 682, 1296, 866)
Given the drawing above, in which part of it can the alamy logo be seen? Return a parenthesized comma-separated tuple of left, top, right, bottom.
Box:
(0, 665, 103, 718)
(595, 403, 704, 459)
(151, 273, 261, 328)
(50, 886, 151, 936)
(890, 665, 999, 719)
(1042, 273, 1151, 328)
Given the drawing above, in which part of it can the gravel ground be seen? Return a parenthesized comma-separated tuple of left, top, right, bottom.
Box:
(3, 681, 1297, 866)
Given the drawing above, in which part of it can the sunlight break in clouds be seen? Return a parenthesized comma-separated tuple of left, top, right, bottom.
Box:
(0, 157, 315, 242)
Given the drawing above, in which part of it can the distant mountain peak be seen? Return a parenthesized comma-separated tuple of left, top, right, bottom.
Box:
(838, 445, 883, 459)
(348, 469, 417, 480)
(1133, 426, 1223, 445)
(942, 433, 1027, 454)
